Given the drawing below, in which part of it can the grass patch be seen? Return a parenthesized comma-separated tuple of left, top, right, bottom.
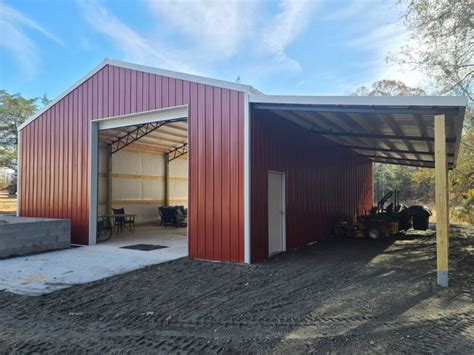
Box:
(0, 189, 16, 214)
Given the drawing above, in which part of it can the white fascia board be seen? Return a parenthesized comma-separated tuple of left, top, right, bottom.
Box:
(94, 105, 188, 131)
(16, 131, 21, 216)
(249, 94, 468, 108)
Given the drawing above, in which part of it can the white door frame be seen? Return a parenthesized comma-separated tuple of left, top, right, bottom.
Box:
(88, 105, 188, 245)
(268, 170, 286, 255)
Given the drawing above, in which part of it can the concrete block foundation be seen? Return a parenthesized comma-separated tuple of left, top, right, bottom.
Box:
(0, 216, 70, 259)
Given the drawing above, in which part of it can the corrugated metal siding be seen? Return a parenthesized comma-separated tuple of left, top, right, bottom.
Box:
(19, 64, 244, 262)
(250, 110, 373, 262)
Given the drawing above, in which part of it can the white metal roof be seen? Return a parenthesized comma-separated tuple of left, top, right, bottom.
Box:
(250, 94, 467, 169)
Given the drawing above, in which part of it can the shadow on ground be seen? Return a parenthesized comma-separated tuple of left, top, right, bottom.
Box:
(0, 226, 472, 353)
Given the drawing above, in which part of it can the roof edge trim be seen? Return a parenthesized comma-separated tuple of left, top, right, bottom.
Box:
(249, 94, 468, 107)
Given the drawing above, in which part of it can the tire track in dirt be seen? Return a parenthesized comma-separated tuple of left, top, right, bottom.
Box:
(1, 227, 472, 354)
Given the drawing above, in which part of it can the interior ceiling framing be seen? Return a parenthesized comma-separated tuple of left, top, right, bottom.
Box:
(99, 120, 188, 156)
(253, 103, 463, 169)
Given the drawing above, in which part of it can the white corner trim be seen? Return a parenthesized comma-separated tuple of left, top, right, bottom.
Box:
(244, 93, 251, 264)
(95, 105, 188, 131)
(16, 131, 21, 216)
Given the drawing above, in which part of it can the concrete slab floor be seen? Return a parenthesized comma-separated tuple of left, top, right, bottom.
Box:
(0, 225, 187, 295)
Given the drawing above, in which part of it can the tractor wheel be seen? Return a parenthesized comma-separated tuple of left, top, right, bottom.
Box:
(368, 226, 384, 240)
(334, 225, 345, 238)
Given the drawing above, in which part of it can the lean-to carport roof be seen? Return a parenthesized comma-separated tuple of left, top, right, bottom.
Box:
(250, 95, 467, 169)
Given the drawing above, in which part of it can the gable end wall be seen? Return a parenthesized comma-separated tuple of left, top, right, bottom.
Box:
(19, 64, 245, 262)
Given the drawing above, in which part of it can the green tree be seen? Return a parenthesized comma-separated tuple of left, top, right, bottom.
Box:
(0, 90, 47, 171)
(393, 0, 473, 223)
(394, 0, 473, 104)
(374, 163, 421, 202)
(353, 79, 426, 97)
(354, 79, 473, 222)
(353, 80, 428, 203)
(447, 126, 473, 223)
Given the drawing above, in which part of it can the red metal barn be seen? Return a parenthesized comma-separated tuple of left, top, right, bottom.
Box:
(18, 59, 466, 264)
(18, 60, 246, 262)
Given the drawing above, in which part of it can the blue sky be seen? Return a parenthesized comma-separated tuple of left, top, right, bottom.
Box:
(0, 0, 423, 101)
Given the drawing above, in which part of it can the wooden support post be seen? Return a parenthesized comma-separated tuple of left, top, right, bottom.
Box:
(164, 153, 169, 206)
(107, 144, 113, 215)
(434, 114, 449, 288)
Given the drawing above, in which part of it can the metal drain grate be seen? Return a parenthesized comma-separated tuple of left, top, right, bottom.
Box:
(120, 244, 169, 251)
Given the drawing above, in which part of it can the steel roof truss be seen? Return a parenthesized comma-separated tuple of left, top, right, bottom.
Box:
(168, 143, 188, 162)
(110, 118, 185, 154)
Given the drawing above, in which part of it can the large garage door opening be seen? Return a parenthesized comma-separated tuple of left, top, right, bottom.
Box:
(89, 107, 189, 259)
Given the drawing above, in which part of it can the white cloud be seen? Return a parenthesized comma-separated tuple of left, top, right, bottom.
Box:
(78, 0, 318, 79)
(347, 19, 426, 89)
(262, 0, 319, 73)
(0, 19, 37, 77)
(0, 3, 63, 45)
(322, 0, 369, 21)
(348, 23, 405, 51)
(147, 0, 318, 73)
(146, 0, 257, 60)
(77, 0, 199, 74)
(0, 3, 63, 77)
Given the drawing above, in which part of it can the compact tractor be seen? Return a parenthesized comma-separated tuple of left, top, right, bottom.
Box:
(335, 190, 432, 240)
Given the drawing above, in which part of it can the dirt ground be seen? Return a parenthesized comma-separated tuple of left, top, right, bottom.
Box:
(0, 226, 472, 354)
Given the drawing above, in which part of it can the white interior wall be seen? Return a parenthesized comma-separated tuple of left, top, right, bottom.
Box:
(168, 157, 188, 206)
(98, 144, 109, 217)
(97, 144, 188, 225)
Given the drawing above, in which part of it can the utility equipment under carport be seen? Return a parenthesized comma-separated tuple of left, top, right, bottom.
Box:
(250, 95, 466, 288)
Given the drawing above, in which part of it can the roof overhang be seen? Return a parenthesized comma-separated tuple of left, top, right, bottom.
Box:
(250, 95, 467, 169)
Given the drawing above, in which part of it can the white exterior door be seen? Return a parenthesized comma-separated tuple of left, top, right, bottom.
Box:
(268, 171, 286, 256)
